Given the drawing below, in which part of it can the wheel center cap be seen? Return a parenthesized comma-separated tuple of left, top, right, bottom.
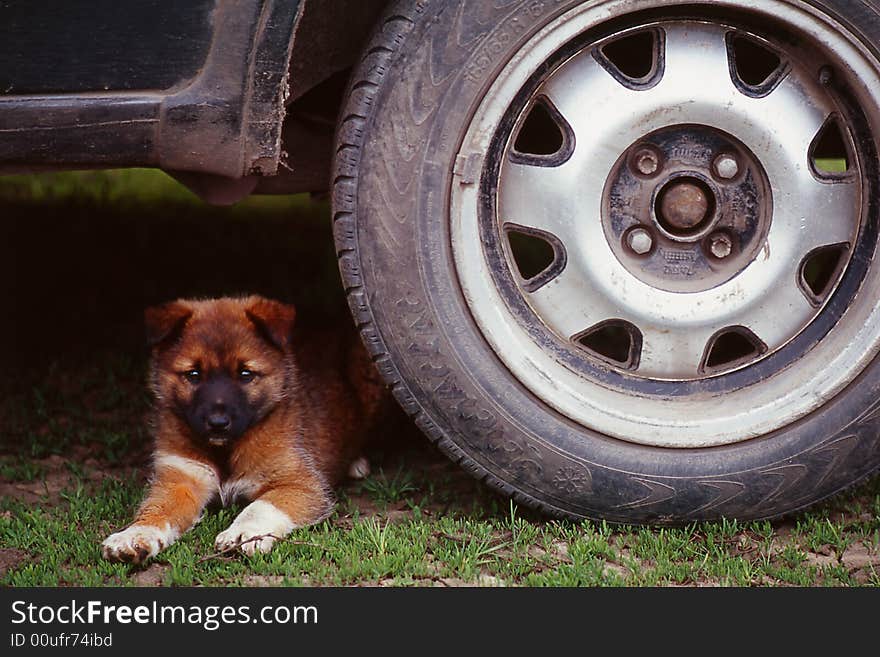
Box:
(658, 179, 711, 232)
(602, 125, 771, 293)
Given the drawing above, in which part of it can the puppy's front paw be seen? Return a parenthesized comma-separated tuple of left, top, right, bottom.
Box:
(102, 524, 176, 564)
(214, 500, 295, 556)
(348, 456, 371, 480)
(215, 526, 278, 556)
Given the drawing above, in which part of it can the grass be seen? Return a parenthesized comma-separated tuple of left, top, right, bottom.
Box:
(814, 158, 849, 174)
(2, 430, 878, 586)
(1, 169, 879, 587)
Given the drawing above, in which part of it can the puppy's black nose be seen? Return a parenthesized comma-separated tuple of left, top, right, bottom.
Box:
(207, 412, 231, 431)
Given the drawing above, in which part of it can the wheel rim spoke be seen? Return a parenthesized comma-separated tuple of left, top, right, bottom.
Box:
(787, 177, 860, 254)
(742, 69, 837, 176)
(741, 272, 819, 347)
(637, 324, 717, 378)
(498, 160, 581, 244)
(527, 264, 621, 341)
(539, 50, 641, 149)
(659, 23, 740, 99)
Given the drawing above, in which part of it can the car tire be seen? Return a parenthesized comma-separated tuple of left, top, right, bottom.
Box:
(333, 0, 880, 523)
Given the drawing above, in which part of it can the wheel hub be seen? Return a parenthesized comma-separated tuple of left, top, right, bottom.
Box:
(657, 178, 711, 232)
(604, 124, 771, 293)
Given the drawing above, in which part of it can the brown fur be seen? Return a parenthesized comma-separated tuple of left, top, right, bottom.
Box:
(101, 295, 385, 563)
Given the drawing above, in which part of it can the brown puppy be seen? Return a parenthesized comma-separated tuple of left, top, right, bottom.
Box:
(102, 295, 384, 563)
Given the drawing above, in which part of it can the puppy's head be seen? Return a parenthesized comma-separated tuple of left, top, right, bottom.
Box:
(145, 296, 296, 447)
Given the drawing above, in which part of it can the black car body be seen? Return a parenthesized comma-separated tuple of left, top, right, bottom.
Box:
(0, 0, 386, 201)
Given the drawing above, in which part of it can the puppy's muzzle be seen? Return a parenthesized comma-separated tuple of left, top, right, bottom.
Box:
(187, 376, 253, 445)
(206, 410, 232, 445)
(207, 411, 232, 432)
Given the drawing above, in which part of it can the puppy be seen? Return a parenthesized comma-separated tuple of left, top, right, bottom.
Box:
(102, 295, 384, 563)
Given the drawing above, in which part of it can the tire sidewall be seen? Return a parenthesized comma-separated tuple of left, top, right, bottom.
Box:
(347, 0, 880, 521)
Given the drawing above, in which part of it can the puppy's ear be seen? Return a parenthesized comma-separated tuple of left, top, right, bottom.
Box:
(245, 297, 296, 352)
(144, 301, 193, 348)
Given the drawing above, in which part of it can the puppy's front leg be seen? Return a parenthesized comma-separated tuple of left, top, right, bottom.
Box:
(215, 469, 333, 556)
(102, 454, 218, 564)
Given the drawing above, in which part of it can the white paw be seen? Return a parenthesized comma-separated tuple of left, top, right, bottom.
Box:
(348, 456, 371, 480)
(102, 524, 177, 564)
(214, 500, 295, 556)
(215, 527, 278, 556)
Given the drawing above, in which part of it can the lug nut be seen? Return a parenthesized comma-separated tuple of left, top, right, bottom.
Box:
(714, 154, 739, 180)
(627, 227, 654, 255)
(634, 149, 660, 176)
(708, 233, 733, 259)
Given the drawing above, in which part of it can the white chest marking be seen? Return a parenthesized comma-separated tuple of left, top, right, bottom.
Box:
(220, 478, 260, 507)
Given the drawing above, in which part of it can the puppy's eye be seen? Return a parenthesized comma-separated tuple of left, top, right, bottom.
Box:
(183, 369, 201, 384)
(238, 368, 256, 383)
